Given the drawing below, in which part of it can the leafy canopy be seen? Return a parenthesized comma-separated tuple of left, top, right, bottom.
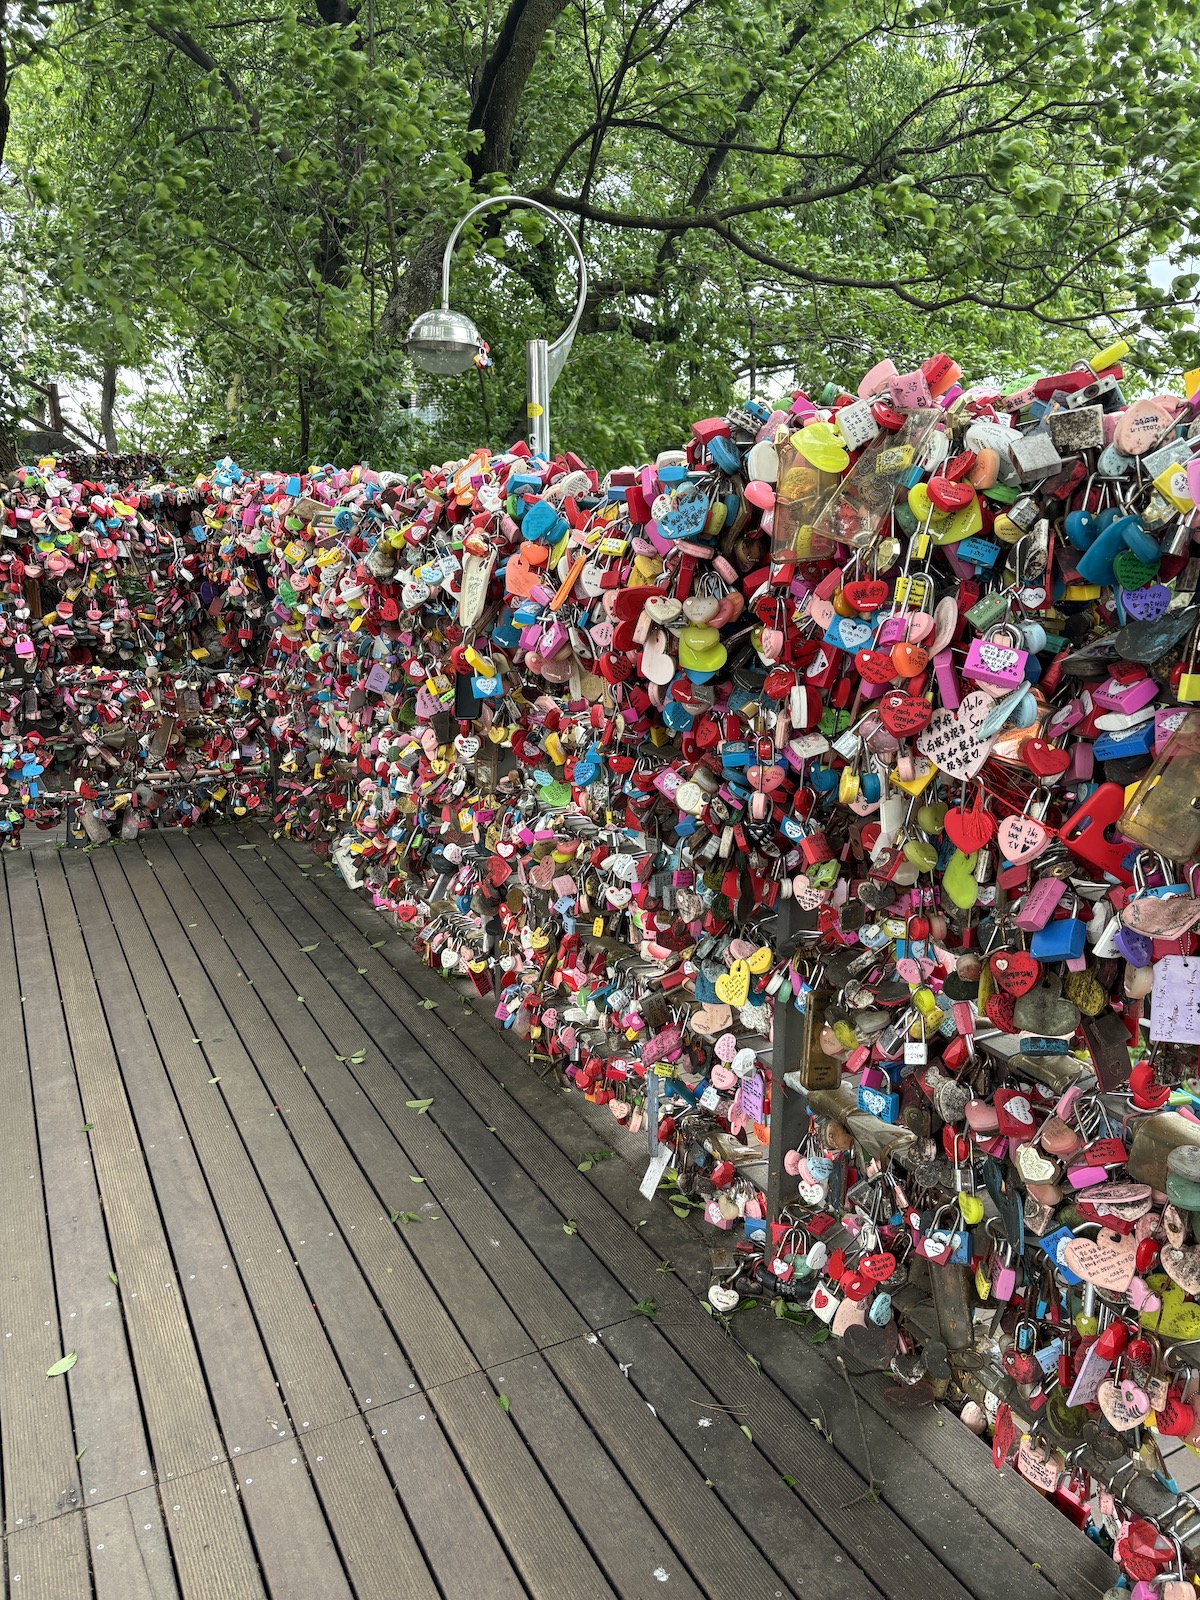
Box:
(3, 0, 1200, 468)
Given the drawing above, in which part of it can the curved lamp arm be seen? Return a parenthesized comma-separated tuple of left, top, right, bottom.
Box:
(440, 194, 588, 392)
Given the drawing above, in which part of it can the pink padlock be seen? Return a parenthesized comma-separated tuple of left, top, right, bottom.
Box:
(890, 368, 932, 408)
(1093, 674, 1157, 714)
(963, 635, 1028, 689)
(1014, 876, 1067, 931)
(1068, 742, 1094, 781)
(933, 647, 961, 710)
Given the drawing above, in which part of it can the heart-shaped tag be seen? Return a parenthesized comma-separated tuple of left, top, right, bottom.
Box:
(990, 950, 1041, 997)
(1014, 1142, 1058, 1184)
(708, 1283, 740, 1312)
(943, 802, 996, 853)
(891, 640, 930, 678)
(878, 690, 932, 738)
(997, 813, 1053, 864)
(714, 962, 750, 1007)
(985, 990, 1017, 1032)
(1122, 582, 1171, 621)
(1113, 549, 1160, 591)
(1021, 738, 1070, 778)
(855, 647, 898, 684)
(1060, 1228, 1137, 1291)
(1097, 1375, 1151, 1431)
(843, 578, 889, 612)
(1161, 1246, 1200, 1295)
(916, 692, 996, 780)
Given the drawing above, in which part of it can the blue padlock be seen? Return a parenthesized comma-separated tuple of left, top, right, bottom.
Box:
(709, 438, 741, 475)
(1030, 917, 1086, 960)
(1093, 722, 1155, 761)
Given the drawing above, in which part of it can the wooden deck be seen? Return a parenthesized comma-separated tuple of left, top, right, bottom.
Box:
(0, 827, 1117, 1600)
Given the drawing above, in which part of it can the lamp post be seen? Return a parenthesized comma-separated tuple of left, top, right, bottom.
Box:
(405, 194, 588, 458)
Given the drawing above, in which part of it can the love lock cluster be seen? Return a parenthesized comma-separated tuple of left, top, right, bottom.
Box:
(6, 343, 1200, 1580)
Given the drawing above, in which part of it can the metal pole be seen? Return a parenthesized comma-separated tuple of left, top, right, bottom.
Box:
(526, 338, 551, 457)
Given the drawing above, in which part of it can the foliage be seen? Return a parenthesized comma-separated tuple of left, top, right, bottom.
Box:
(3, 0, 1200, 470)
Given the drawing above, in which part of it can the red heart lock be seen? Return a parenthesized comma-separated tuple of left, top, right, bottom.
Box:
(926, 476, 975, 513)
(878, 690, 932, 737)
(1129, 1059, 1171, 1111)
(1002, 1346, 1040, 1384)
(994, 1086, 1038, 1137)
(859, 1252, 896, 1283)
(943, 801, 997, 852)
(989, 950, 1042, 997)
(1022, 738, 1071, 777)
(762, 665, 796, 700)
(985, 990, 1018, 1032)
(1094, 1320, 1128, 1360)
(854, 647, 897, 684)
(843, 578, 889, 612)
(599, 652, 632, 684)
(1155, 1385, 1194, 1438)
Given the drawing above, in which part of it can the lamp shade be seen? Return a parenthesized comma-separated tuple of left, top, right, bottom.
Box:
(405, 307, 483, 375)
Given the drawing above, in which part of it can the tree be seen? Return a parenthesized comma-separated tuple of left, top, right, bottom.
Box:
(4, 0, 1200, 469)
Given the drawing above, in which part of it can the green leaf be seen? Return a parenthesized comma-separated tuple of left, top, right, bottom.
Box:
(747, 1353, 761, 1370)
(496, 1393, 510, 1412)
(300, 944, 319, 952)
(418, 999, 438, 1009)
(563, 1220, 578, 1235)
(107, 1271, 118, 1286)
(632, 1298, 657, 1318)
(208, 1077, 221, 1084)
(739, 1424, 753, 1441)
(782, 1475, 797, 1489)
(46, 1353, 77, 1377)
(82, 1123, 93, 1133)
(809, 1326, 832, 1344)
(405, 1098, 434, 1113)
(409, 1174, 425, 1183)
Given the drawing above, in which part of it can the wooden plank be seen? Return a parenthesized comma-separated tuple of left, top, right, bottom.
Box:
(5, 854, 155, 1514)
(177, 830, 539, 1367)
(105, 845, 417, 1415)
(28, 855, 265, 1600)
(0, 859, 84, 1532)
(368, 1394, 526, 1600)
(196, 829, 593, 1351)
(596, 1317, 881, 1600)
(430, 1372, 617, 1600)
(125, 832, 500, 1384)
(87, 1487, 178, 1600)
(728, 1314, 1061, 1600)
(494, 1351, 708, 1600)
(260, 834, 976, 1600)
(61, 852, 289, 1460)
(297, 1415, 439, 1600)
(158, 1459, 266, 1600)
(545, 1336, 803, 1600)
(79, 845, 368, 1430)
(231, 1439, 354, 1600)
(858, 1373, 1116, 1600)
(5, 1512, 92, 1600)
(96, 827, 451, 1596)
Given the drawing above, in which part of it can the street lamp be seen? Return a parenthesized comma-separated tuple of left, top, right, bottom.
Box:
(405, 194, 588, 458)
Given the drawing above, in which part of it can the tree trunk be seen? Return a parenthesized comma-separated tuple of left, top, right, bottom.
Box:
(0, 37, 18, 474)
(100, 364, 120, 451)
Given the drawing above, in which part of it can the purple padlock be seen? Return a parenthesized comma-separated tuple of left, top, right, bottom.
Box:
(1114, 925, 1153, 967)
